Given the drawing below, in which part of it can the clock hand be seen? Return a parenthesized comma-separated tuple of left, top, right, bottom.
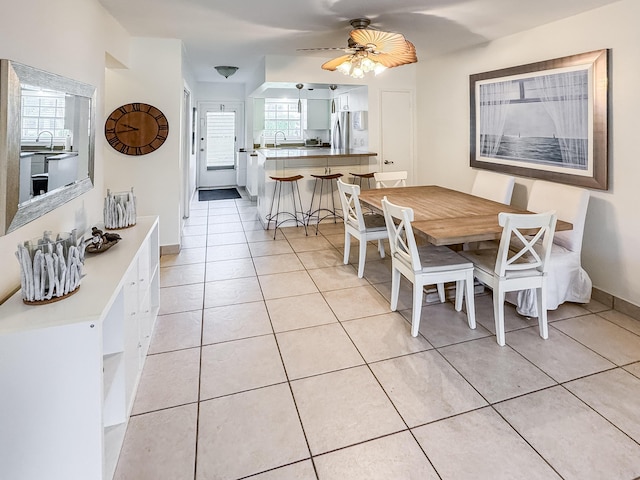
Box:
(121, 123, 140, 131)
(116, 128, 137, 133)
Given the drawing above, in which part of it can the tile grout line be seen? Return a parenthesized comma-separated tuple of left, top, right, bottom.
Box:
(153, 197, 640, 479)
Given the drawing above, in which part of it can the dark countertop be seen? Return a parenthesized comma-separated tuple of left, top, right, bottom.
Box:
(257, 148, 377, 159)
(45, 152, 78, 160)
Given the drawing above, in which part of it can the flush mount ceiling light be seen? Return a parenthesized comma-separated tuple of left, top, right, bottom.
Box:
(214, 66, 239, 78)
(298, 18, 417, 79)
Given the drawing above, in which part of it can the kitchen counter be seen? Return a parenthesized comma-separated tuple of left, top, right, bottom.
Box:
(254, 148, 378, 229)
(257, 148, 377, 159)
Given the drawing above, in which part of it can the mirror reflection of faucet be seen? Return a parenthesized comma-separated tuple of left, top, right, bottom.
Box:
(36, 130, 54, 150)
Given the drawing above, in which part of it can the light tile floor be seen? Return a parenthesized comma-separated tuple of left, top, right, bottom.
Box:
(115, 192, 640, 480)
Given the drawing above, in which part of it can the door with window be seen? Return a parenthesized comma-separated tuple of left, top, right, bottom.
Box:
(197, 102, 244, 188)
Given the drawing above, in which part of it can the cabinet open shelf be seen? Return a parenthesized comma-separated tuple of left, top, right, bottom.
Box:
(0, 216, 160, 480)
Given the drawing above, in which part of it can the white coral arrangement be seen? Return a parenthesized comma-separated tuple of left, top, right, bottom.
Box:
(104, 188, 136, 229)
(15, 230, 86, 303)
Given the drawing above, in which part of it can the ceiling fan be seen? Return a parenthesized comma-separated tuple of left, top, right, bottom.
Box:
(298, 18, 417, 78)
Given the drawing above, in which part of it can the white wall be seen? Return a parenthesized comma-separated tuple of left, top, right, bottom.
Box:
(0, 0, 128, 301)
(104, 38, 185, 249)
(417, 0, 640, 307)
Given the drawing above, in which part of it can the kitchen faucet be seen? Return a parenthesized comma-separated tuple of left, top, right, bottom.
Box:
(36, 130, 54, 150)
(274, 131, 286, 148)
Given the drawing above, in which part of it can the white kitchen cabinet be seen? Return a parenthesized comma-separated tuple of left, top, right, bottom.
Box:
(337, 93, 350, 112)
(0, 216, 160, 480)
(307, 99, 330, 130)
(253, 97, 265, 131)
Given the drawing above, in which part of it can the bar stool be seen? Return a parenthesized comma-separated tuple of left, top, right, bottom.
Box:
(307, 172, 343, 235)
(32, 173, 49, 196)
(265, 175, 308, 239)
(350, 172, 375, 189)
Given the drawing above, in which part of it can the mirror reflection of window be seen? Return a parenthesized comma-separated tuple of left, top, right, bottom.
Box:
(21, 86, 70, 148)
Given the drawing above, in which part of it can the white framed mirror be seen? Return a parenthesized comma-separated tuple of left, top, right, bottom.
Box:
(0, 59, 96, 235)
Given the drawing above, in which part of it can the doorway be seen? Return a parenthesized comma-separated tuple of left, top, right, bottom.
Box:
(380, 90, 414, 184)
(197, 101, 244, 189)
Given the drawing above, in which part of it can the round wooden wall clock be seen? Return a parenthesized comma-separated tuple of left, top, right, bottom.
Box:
(105, 103, 169, 155)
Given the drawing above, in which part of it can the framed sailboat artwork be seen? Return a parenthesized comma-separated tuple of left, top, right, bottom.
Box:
(469, 49, 609, 190)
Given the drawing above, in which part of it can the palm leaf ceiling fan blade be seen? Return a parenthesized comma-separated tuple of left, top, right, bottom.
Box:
(373, 41, 418, 67)
(321, 55, 354, 71)
(349, 29, 408, 55)
(297, 47, 353, 52)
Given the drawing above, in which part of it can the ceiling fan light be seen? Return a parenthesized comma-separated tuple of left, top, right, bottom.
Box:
(361, 57, 376, 72)
(336, 61, 352, 75)
(351, 67, 364, 78)
(374, 63, 388, 75)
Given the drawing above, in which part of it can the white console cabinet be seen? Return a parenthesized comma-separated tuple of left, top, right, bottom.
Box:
(0, 216, 160, 480)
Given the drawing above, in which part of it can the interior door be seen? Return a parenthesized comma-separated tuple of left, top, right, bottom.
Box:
(197, 101, 244, 188)
(380, 90, 414, 184)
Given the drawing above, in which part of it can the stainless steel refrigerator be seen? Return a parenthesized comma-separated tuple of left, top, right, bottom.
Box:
(331, 111, 350, 150)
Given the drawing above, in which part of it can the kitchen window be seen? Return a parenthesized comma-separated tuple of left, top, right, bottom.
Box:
(264, 99, 302, 141)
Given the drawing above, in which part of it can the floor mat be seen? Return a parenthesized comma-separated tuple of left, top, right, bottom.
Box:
(198, 188, 241, 201)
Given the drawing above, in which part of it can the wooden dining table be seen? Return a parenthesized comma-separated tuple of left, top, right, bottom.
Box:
(358, 185, 572, 246)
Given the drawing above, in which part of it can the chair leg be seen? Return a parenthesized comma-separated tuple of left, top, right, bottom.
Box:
(537, 286, 549, 339)
(493, 288, 506, 346)
(464, 272, 476, 329)
(266, 180, 280, 232)
(454, 280, 463, 311)
(377, 239, 385, 258)
(314, 178, 324, 235)
(343, 232, 351, 265)
(411, 280, 424, 337)
(390, 268, 401, 312)
(437, 283, 445, 303)
(357, 238, 367, 278)
(330, 183, 339, 224)
(292, 179, 308, 236)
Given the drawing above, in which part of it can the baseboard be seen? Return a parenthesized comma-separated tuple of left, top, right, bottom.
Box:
(613, 297, 640, 322)
(591, 287, 639, 322)
(160, 244, 180, 255)
(590, 287, 614, 308)
(429, 284, 640, 323)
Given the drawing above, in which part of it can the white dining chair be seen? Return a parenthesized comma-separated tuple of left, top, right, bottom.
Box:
(337, 179, 388, 278)
(512, 180, 591, 317)
(381, 196, 476, 337)
(460, 211, 557, 346)
(471, 170, 515, 205)
(374, 171, 407, 188)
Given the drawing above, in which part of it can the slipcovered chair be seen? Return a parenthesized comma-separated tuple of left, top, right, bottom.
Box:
(465, 170, 516, 251)
(471, 170, 515, 205)
(461, 211, 557, 345)
(382, 196, 476, 337)
(512, 180, 591, 317)
(374, 171, 408, 188)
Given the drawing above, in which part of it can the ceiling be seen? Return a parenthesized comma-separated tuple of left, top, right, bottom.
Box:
(98, 0, 619, 84)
